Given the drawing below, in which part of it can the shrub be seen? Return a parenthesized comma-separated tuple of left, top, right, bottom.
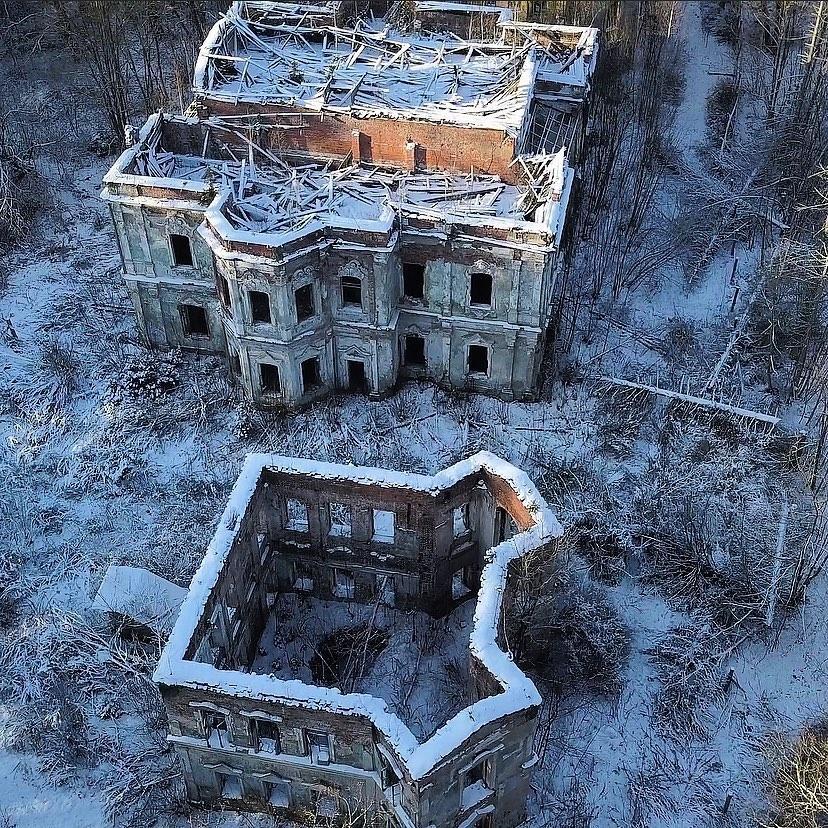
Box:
(507, 552, 629, 695)
(706, 79, 738, 143)
(108, 350, 181, 403)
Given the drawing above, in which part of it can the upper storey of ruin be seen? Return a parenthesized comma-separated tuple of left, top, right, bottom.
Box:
(190, 1, 599, 178)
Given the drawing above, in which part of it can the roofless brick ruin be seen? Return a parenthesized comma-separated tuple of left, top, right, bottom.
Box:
(155, 451, 562, 826)
(102, 0, 598, 407)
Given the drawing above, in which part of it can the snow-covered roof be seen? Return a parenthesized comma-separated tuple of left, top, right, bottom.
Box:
(93, 564, 187, 635)
(154, 451, 562, 780)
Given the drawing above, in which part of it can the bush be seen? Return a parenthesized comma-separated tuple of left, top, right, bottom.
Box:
(108, 350, 181, 404)
(706, 79, 738, 143)
(647, 620, 730, 740)
(570, 513, 628, 585)
(507, 553, 630, 694)
(0, 150, 45, 253)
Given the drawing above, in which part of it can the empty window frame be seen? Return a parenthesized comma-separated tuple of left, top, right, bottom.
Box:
(249, 290, 272, 323)
(257, 530, 271, 565)
(179, 304, 209, 336)
(286, 499, 309, 531)
(470, 272, 493, 306)
(170, 233, 193, 267)
(267, 780, 291, 808)
(259, 362, 281, 395)
(333, 569, 355, 600)
(202, 711, 229, 748)
(301, 357, 322, 392)
(218, 772, 243, 799)
(372, 509, 395, 541)
(347, 359, 368, 392)
(307, 730, 333, 764)
(255, 719, 281, 754)
(404, 334, 426, 366)
(452, 568, 472, 600)
(328, 502, 351, 537)
(464, 756, 491, 788)
(341, 273, 362, 306)
(228, 346, 241, 376)
(453, 503, 470, 537)
(294, 284, 315, 322)
(293, 561, 314, 592)
(495, 506, 516, 543)
(402, 261, 425, 299)
(467, 344, 489, 375)
(316, 792, 339, 817)
(217, 273, 232, 313)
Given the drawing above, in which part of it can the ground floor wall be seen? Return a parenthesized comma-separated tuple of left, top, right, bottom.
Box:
(171, 739, 398, 823)
(126, 276, 546, 407)
(127, 277, 226, 354)
(164, 688, 536, 828)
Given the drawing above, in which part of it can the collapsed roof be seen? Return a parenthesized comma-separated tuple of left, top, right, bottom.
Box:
(193, 0, 598, 136)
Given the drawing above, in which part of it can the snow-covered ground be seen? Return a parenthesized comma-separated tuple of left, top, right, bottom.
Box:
(251, 595, 474, 741)
(0, 3, 824, 827)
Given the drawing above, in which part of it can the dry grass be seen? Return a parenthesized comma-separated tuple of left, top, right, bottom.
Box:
(764, 726, 828, 828)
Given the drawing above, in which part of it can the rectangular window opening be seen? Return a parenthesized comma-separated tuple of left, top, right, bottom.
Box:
(470, 272, 493, 306)
(249, 290, 272, 323)
(218, 773, 242, 799)
(255, 720, 281, 754)
(467, 344, 489, 376)
(203, 712, 229, 748)
(347, 359, 368, 393)
(307, 730, 333, 765)
(404, 334, 426, 366)
(293, 561, 314, 592)
(333, 569, 355, 600)
(217, 274, 232, 313)
(301, 357, 322, 393)
(179, 304, 209, 337)
(316, 792, 339, 817)
(402, 262, 425, 299)
(452, 568, 472, 601)
(259, 362, 281, 395)
(328, 502, 352, 537)
(295, 284, 315, 322)
(268, 780, 290, 808)
(453, 504, 470, 537)
(170, 233, 193, 267)
(372, 509, 395, 541)
(341, 274, 362, 306)
(286, 499, 309, 532)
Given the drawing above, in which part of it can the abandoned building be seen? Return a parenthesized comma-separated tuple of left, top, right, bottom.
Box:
(102, 0, 599, 407)
(154, 451, 562, 827)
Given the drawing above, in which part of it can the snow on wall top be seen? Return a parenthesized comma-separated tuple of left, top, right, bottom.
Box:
(154, 451, 562, 780)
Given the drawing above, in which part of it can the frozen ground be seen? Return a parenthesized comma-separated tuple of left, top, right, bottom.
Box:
(251, 595, 474, 741)
(0, 3, 825, 827)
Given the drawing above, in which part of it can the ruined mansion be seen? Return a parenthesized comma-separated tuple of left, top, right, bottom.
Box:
(102, 0, 598, 407)
(154, 451, 562, 827)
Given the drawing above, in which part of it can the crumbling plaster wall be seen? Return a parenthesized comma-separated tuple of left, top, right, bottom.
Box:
(161, 683, 392, 814)
(110, 202, 226, 353)
(111, 187, 551, 407)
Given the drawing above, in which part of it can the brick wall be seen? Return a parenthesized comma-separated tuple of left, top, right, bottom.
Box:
(203, 101, 521, 182)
